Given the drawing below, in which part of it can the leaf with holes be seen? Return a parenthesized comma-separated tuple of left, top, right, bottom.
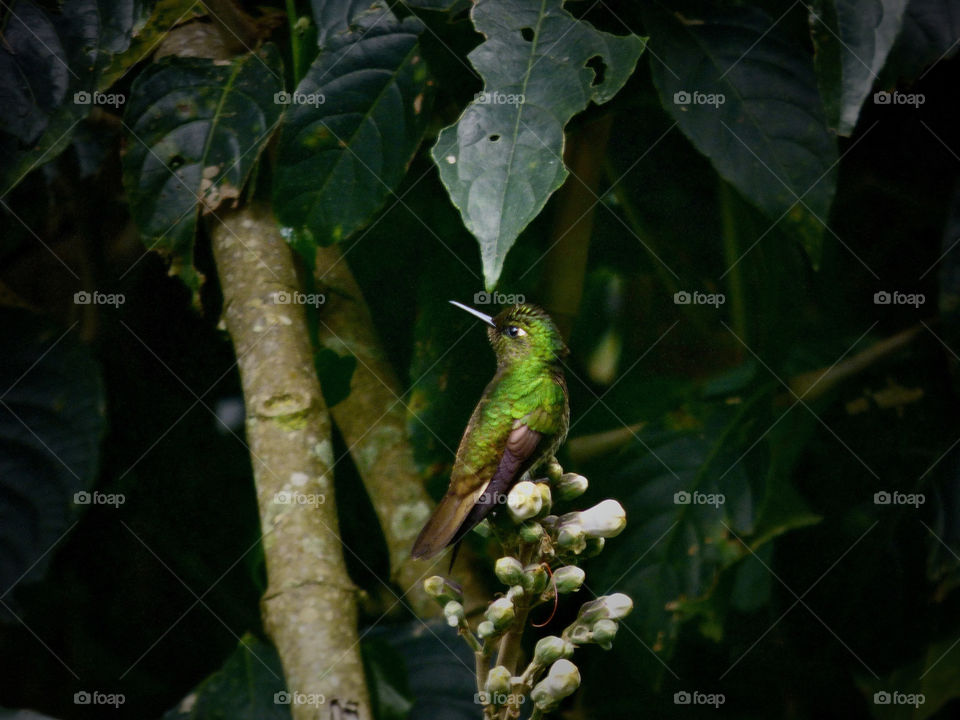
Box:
(431, 0, 646, 290)
(122, 44, 283, 293)
(0, 309, 105, 613)
(272, 6, 431, 247)
(809, 0, 908, 136)
(642, 3, 837, 266)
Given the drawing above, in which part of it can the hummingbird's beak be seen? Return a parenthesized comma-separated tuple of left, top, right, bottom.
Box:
(449, 300, 496, 327)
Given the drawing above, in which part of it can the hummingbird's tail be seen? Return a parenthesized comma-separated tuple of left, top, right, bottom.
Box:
(410, 491, 474, 560)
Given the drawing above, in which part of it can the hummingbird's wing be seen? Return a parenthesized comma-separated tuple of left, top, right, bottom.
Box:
(411, 376, 565, 560)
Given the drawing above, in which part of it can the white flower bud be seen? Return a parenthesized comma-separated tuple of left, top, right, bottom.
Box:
(485, 597, 516, 630)
(557, 522, 586, 554)
(494, 556, 525, 586)
(531, 659, 581, 709)
(507, 480, 542, 522)
(577, 592, 633, 623)
(477, 620, 497, 639)
(443, 600, 464, 627)
(563, 500, 626, 539)
(423, 575, 462, 606)
(553, 566, 585, 594)
(485, 665, 512, 697)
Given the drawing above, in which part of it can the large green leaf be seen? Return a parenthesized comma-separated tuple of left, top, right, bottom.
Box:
(588, 397, 820, 662)
(272, 6, 431, 247)
(641, 3, 837, 266)
(122, 45, 283, 292)
(0, 0, 152, 195)
(0, 310, 105, 609)
(431, 0, 646, 290)
(162, 633, 291, 719)
(879, 0, 960, 85)
(809, 0, 908, 136)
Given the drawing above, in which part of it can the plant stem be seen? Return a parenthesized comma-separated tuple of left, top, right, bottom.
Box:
(285, 0, 303, 85)
(719, 180, 748, 341)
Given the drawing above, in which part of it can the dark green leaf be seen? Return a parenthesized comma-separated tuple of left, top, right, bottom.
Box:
(809, 0, 908, 136)
(0, 0, 151, 195)
(0, 310, 105, 607)
(361, 638, 414, 720)
(273, 14, 431, 248)
(162, 633, 291, 720)
(879, 0, 960, 85)
(367, 620, 476, 720)
(431, 0, 645, 290)
(641, 3, 837, 265)
(122, 45, 284, 292)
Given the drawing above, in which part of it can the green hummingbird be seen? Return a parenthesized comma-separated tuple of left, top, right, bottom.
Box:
(411, 301, 570, 560)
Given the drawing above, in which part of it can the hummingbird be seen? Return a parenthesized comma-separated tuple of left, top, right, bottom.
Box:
(411, 301, 570, 560)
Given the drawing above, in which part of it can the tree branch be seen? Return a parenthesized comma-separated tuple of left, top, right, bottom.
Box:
(212, 204, 371, 719)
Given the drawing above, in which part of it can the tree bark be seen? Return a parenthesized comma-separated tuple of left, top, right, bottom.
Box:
(212, 204, 371, 720)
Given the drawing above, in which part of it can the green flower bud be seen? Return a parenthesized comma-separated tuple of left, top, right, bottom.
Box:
(591, 618, 618, 649)
(518, 520, 545, 544)
(568, 622, 592, 644)
(577, 499, 626, 538)
(485, 665, 512, 697)
(546, 460, 564, 483)
(472, 519, 492, 538)
(582, 536, 605, 558)
(506, 585, 525, 603)
(531, 659, 581, 709)
(534, 635, 574, 664)
(443, 600, 464, 627)
(524, 563, 549, 594)
(555, 472, 589, 500)
(495, 556, 525, 586)
(553, 566, 585, 594)
(485, 597, 516, 630)
(507, 480, 542, 522)
(423, 575, 463, 606)
(477, 620, 497, 639)
(536, 482, 552, 515)
(557, 522, 586, 554)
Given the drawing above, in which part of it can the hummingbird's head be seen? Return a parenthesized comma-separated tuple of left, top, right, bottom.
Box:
(448, 301, 567, 367)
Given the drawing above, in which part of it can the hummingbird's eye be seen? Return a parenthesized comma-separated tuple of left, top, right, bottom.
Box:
(506, 325, 526, 338)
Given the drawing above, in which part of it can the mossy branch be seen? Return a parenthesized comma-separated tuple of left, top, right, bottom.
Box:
(211, 204, 371, 720)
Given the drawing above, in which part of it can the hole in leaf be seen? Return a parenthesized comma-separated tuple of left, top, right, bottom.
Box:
(169, 155, 186, 170)
(488, 134, 501, 142)
(585, 55, 606, 86)
(520, 27, 534, 42)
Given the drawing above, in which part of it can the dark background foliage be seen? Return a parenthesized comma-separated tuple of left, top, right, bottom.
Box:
(2, 0, 960, 718)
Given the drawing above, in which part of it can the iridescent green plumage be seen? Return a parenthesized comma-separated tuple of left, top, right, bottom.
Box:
(412, 303, 569, 560)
